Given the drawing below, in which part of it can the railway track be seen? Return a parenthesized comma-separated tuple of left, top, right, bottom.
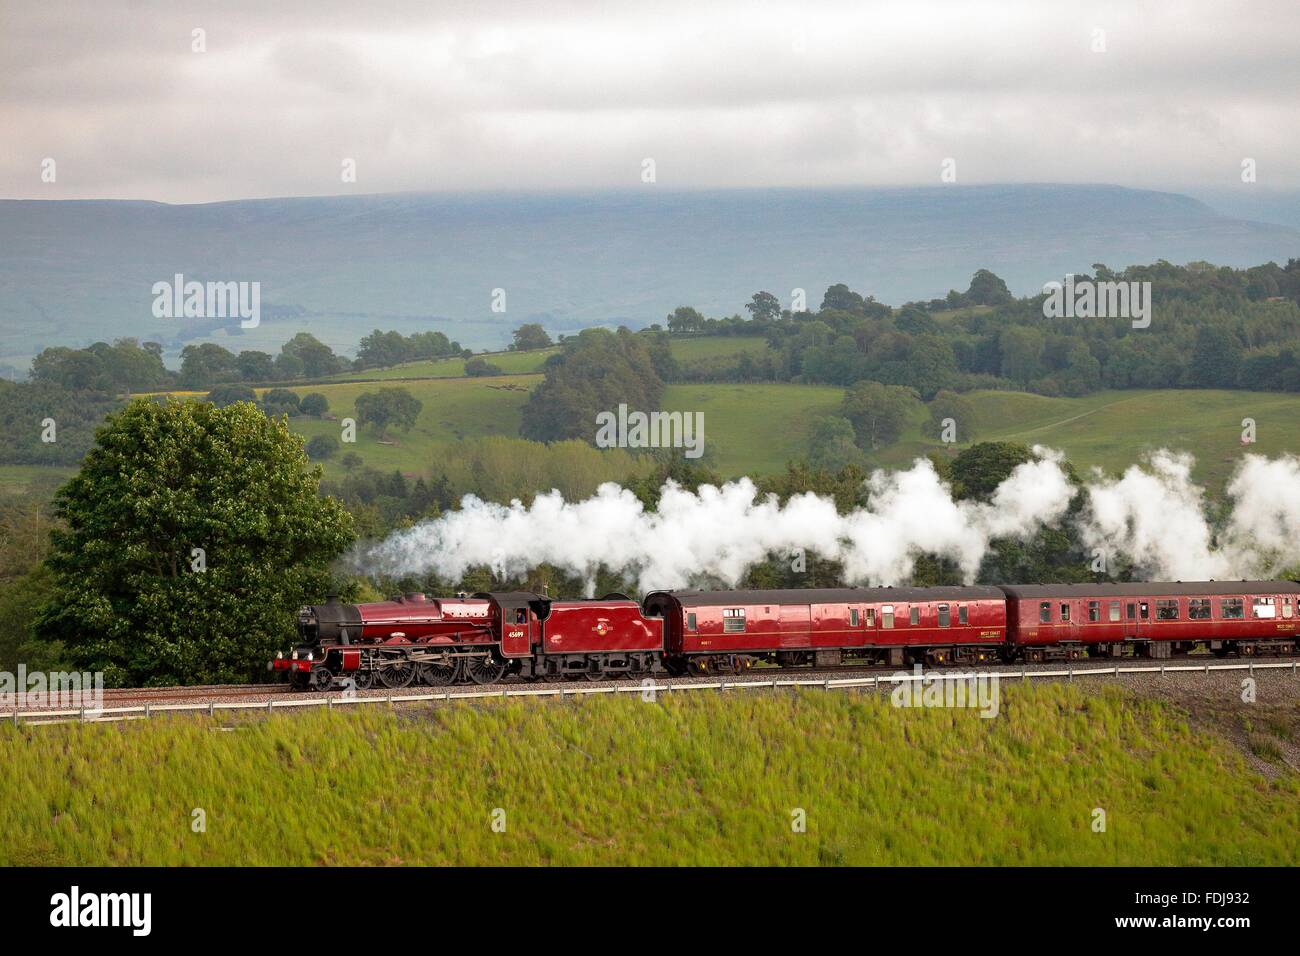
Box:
(97, 683, 291, 703)
(6, 652, 1299, 720)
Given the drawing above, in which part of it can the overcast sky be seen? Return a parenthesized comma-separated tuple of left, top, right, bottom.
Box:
(2, 0, 1297, 203)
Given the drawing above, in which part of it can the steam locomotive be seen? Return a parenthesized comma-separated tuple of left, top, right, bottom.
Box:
(270, 581, 1300, 690)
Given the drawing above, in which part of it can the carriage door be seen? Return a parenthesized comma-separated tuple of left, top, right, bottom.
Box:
(1125, 598, 1149, 641)
(501, 605, 532, 657)
(780, 604, 812, 648)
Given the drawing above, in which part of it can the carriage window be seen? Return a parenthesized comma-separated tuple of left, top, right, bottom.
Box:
(958, 605, 968, 625)
(1252, 597, 1276, 619)
(1220, 598, 1243, 619)
(1126, 603, 1135, 620)
(722, 608, 746, 632)
(1285, 599, 1294, 620)
(909, 607, 920, 626)
(686, 613, 698, 631)
(938, 604, 950, 627)
(881, 605, 894, 628)
(867, 607, 876, 626)
(1156, 600, 1179, 621)
(1060, 603, 1070, 622)
(1140, 602, 1149, 620)
(1108, 601, 1121, 622)
(1039, 602, 1052, 623)
(850, 608, 859, 626)
(1188, 599, 1211, 620)
(1088, 601, 1100, 622)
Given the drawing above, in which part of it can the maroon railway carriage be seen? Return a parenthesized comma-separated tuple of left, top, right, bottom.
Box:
(1001, 581, 1300, 661)
(641, 586, 1007, 672)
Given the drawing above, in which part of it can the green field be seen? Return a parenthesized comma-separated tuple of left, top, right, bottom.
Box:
(0, 464, 77, 497)
(271, 375, 535, 476)
(663, 382, 842, 476)
(259, 377, 841, 480)
(28, 350, 1300, 489)
(876, 388, 1300, 491)
(2, 684, 1295, 866)
(325, 348, 557, 382)
(668, 334, 775, 363)
(315, 336, 773, 385)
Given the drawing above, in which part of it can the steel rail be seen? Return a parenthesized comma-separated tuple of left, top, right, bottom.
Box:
(4, 659, 1297, 726)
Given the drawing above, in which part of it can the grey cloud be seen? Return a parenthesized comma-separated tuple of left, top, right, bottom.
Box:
(1, 0, 1297, 201)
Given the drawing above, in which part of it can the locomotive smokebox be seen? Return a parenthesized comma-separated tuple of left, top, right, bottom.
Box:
(297, 598, 363, 645)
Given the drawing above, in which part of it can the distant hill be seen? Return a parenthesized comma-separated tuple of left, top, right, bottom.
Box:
(2, 184, 1297, 368)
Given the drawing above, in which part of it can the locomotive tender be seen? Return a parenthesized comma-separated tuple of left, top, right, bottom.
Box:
(271, 580, 1300, 689)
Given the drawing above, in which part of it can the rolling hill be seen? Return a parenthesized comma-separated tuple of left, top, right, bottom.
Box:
(3, 184, 1298, 373)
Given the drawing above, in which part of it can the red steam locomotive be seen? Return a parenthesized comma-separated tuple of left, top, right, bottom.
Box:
(271, 581, 1300, 690)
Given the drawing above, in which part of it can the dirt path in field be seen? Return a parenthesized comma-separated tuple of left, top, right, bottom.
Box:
(995, 394, 1146, 441)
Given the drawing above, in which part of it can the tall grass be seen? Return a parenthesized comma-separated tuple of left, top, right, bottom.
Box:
(1, 684, 1296, 866)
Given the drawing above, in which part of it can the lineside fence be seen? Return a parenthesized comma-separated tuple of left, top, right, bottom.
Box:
(4, 660, 1297, 727)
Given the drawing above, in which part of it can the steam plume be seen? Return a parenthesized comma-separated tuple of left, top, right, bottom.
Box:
(356, 448, 1300, 593)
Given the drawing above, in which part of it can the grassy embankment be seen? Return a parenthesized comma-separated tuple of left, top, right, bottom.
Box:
(2, 683, 1296, 866)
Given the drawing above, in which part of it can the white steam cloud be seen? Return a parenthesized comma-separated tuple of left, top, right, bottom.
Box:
(355, 448, 1300, 593)
(1081, 450, 1300, 581)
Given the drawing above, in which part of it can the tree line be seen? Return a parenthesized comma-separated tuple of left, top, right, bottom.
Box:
(660, 259, 1300, 400)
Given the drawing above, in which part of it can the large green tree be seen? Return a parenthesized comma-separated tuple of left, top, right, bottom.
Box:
(281, 332, 344, 379)
(948, 441, 1034, 501)
(355, 387, 423, 436)
(511, 323, 553, 351)
(520, 327, 664, 443)
(34, 399, 354, 685)
(840, 381, 920, 450)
